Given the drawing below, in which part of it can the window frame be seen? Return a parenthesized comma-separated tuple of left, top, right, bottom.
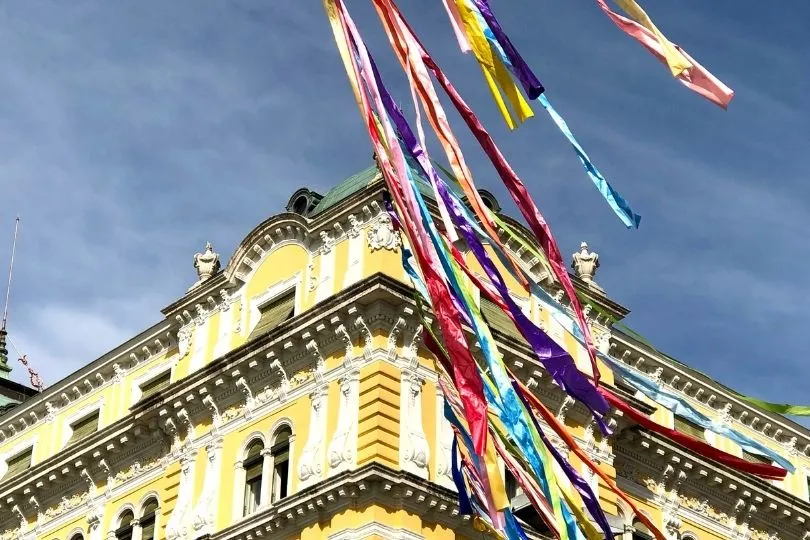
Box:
(242, 439, 265, 517)
(114, 508, 135, 540)
(2, 445, 33, 481)
(139, 497, 159, 540)
(65, 409, 100, 448)
(248, 276, 300, 339)
(270, 427, 292, 503)
(673, 415, 706, 442)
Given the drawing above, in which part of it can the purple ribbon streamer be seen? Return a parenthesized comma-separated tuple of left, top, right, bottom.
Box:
(513, 378, 615, 540)
(470, 0, 544, 99)
(365, 45, 609, 425)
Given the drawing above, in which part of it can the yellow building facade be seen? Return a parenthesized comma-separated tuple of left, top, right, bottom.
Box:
(0, 166, 808, 540)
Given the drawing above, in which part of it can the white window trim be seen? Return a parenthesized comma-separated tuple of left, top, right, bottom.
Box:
(61, 398, 104, 449)
(0, 435, 38, 479)
(248, 274, 301, 336)
(130, 359, 177, 407)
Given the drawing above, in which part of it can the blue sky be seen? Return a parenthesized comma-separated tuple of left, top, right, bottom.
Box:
(0, 1, 807, 418)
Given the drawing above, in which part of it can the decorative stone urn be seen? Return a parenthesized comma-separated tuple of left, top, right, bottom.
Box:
(571, 242, 604, 293)
(190, 242, 220, 291)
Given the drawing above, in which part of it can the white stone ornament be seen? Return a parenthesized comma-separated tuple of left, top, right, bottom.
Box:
(327, 374, 359, 473)
(190, 242, 220, 291)
(367, 213, 401, 252)
(572, 241, 604, 293)
(400, 373, 429, 476)
(298, 388, 327, 487)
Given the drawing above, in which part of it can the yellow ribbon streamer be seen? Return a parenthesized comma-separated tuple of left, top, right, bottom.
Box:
(453, 0, 533, 129)
(611, 0, 692, 76)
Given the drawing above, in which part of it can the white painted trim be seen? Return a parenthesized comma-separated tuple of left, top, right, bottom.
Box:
(136, 491, 161, 514)
(111, 502, 137, 531)
(212, 308, 233, 360)
(315, 248, 335, 303)
(248, 275, 301, 337)
(189, 316, 211, 374)
(328, 522, 424, 540)
(231, 240, 309, 291)
(239, 432, 268, 459)
(66, 526, 86, 540)
(129, 358, 178, 408)
(60, 398, 104, 450)
(343, 227, 364, 288)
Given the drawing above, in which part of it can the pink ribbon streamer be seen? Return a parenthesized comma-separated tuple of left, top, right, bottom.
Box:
(595, 0, 733, 108)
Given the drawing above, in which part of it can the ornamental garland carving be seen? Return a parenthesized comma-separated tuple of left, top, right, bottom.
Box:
(113, 454, 163, 483)
(43, 492, 89, 519)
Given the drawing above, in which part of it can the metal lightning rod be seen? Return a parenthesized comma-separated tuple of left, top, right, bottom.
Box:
(2, 216, 20, 332)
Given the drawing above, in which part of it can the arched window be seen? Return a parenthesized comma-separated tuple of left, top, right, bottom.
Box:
(140, 498, 159, 540)
(243, 439, 264, 516)
(69, 534, 84, 540)
(632, 520, 653, 540)
(115, 509, 135, 540)
(270, 426, 291, 503)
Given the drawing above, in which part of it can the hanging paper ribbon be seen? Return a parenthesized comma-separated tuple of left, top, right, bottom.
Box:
(731, 393, 810, 417)
(601, 387, 786, 480)
(463, 6, 641, 229)
(371, 0, 602, 385)
(451, 0, 535, 129)
(326, 0, 491, 454)
(610, 0, 692, 76)
(593, 0, 733, 108)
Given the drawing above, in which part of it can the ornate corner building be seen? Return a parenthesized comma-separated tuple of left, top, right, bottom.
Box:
(0, 165, 808, 540)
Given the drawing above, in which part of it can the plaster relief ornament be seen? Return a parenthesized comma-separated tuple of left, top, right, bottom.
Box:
(190, 242, 220, 291)
(297, 389, 326, 486)
(177, 325, 192, 358)
(571, 242, 604, 293)
(401, 374, 430, 473)
(367, 212, 401, 252)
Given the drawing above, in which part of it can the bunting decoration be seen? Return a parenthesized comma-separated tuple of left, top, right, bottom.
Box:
(320, 1, 770, 539)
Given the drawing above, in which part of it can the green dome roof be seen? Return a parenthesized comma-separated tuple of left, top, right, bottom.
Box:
(311, 160, 436, 215)
(311, 164, 382, 215)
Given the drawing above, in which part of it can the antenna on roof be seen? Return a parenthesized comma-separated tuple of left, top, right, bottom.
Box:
(0, 216, 43, 391)
(2, 215, 20, 332)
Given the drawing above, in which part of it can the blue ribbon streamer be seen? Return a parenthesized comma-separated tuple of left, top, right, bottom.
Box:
(468, 1, 641, 228)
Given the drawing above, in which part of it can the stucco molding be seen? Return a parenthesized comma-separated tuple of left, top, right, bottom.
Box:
(615, 429, 809, 539)
(328, 522, 424, 540)
(611, 332, 810, 463)
(209, 463, 474, 540)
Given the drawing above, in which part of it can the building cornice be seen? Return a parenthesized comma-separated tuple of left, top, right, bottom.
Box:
(0, 321, 174, 449)
(210, 463, 475, 540)
(617, 427, 809, 538)
(611, 331, 810, 460)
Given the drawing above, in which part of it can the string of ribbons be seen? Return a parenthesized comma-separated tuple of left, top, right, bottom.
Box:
(320, 0, 789, 538)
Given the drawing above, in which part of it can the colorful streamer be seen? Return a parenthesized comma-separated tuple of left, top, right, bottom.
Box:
(593, 0, 734, 108)
(370, 0, 603, 385)
(322, 1, 764, 538)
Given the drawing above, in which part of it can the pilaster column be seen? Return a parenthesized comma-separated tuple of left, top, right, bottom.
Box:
(259, 448, 274, 507)
(131, 519, 142, 540)
(231, 461, 246, 522)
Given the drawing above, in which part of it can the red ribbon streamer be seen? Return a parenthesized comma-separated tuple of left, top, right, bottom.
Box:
(370, 0, 602, 385)
(600, 388, 787, 480)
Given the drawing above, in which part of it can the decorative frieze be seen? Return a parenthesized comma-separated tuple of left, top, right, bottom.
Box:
(367, 210, 401, 252)
(400, 370, 429, 478)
